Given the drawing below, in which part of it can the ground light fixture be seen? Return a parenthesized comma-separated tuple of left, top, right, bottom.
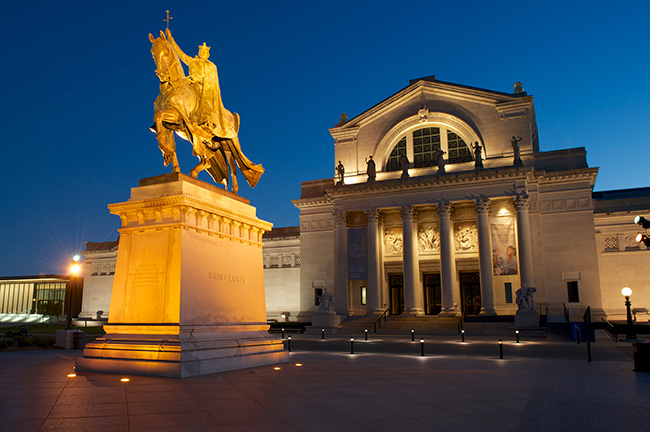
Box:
(420, 338, 424, 356)
(499, 339, 503, 359)
(515, 330, 520, 343)
(621, 287, 637, 340)
(350, 337, 354, 354)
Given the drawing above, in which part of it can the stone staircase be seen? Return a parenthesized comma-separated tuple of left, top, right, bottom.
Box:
(337, 315, 539, 337)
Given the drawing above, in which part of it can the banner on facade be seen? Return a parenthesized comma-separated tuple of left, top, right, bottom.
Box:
(348, 228, 368, 280)
(491, 216, 518, 275)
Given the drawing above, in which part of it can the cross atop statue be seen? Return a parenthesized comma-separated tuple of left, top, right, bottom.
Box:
(164, 10, 173, 29)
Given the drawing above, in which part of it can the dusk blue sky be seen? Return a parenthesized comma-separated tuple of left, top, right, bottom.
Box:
(1, 1, 648, 276)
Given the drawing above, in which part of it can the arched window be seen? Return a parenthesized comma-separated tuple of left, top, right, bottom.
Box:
(413, 127, 441, 168)
(386, 136, 406, 171)
(385, 126, 472, 171)
(447, 131, 472, 163)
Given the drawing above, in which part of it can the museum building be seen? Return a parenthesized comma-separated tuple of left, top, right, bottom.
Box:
(55, 75, 650, 326)
(291, 75, 650, 322)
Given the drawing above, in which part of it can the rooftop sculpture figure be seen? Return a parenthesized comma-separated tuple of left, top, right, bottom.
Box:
(366, 156, 376, 182)
(149, 29, 263, 193)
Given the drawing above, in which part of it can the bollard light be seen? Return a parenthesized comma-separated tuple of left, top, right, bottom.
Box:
(350, 337, 354, 354)
(461, 329, 466, 343)
(420, 338, 424, 356)
(287, 335, 292, 352)
(411, 329, 415, 341)
(321, 328, 325, 339)
(365, 329, 368, 340)
(515, 330, 520, 343)
(499, 339, 503, 359)
(281, 328, 285, 339)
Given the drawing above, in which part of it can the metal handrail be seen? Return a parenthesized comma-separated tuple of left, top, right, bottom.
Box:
(563, 303, 570, 322)
(373, 308, 390, 333)
(601, 318, 618, 342)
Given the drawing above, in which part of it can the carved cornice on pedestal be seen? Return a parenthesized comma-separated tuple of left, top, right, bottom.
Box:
(108, 184, 271, 247)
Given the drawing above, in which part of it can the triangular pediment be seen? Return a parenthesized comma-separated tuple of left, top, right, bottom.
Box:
(332, 76, 530, 134)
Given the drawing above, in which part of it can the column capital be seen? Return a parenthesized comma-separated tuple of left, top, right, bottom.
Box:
(437, 201, 454, 218)
(364, 208, 383, 224)
(474, 198, 491, 215)
(400, 205, 418, 221)
(332, 209, 347, 226)
(513, 194, 530, 211)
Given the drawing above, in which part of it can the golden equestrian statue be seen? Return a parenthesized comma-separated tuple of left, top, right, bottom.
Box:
(149, 29, 263, 193)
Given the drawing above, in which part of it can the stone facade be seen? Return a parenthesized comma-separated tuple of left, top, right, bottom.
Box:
(292, 76, 649, 321)
(79, 240, 118, 319)
(262, 226, 301, 322)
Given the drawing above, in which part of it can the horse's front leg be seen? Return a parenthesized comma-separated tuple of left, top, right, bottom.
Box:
(226, 150, 238, 194)
(154, 111, 180, 173)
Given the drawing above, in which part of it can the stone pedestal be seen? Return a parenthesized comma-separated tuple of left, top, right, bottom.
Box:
(515, 313, 540, 328)
(56, 329, 85, 349)
(306, 311, 341, 334)
(76, 173, 288, 378)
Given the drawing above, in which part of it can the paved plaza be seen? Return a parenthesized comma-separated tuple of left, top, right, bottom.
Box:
(0, 330, 648, 432)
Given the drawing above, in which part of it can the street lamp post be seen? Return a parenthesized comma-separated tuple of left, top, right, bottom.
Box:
(621, 287, 637, 340)
(65, 255, 81, 330)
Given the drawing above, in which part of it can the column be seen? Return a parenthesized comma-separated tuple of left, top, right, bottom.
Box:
(438, 202, 458, 316)
(365, 208, 383, 315)
(475, 199, 496, 315)
(515, 194, 535, 289)
(401, 206, 424, 316)
(333, 210, 349, 316)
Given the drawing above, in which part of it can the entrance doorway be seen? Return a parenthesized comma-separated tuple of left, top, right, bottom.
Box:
(422, 273, 441, 315)
(459, 272, 481, 316)
(388, 274, 404, 315)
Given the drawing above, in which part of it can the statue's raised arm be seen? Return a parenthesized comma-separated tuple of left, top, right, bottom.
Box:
(165, 28, 194, 66)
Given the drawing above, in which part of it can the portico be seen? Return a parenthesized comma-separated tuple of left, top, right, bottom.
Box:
(320, 168, 533, 318)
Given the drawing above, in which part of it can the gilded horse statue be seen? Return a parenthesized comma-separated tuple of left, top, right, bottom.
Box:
(149, 30, 263, 193)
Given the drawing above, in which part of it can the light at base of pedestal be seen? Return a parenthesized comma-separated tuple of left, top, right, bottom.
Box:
(77, 326, 288, 378)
